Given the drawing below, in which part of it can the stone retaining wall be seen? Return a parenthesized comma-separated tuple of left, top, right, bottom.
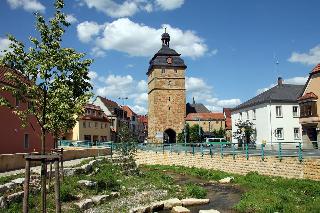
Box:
(135, 151, 320, 181)
(0, 148, 110, 172)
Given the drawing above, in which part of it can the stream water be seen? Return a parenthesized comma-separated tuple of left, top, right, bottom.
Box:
(160, 171, 243, 213)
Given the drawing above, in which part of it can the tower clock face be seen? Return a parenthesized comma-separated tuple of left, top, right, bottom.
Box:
(167, 57, 172, 64)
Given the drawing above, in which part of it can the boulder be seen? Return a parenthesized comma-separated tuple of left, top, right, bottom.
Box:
(164, 198, 182, 209)
(74, 198, 93, 211)
(3, 182, 15, 190)
(111, 192, 120, 198)
(0, 185, 8, 194)
(80, 164, 93, 173)
(91, 195, 109, 205)
(218, 177, 234, 184)
(181, 198, 210, 206)
(199, 210, 220, 213)
(11, 178, 25, 185)
(129, 205, 151, 213)
(63, 168, 77, 176)
(78, 180, 97, 188)
(150, 201, 164, 211)
(6, 191, 24, 203)
(171, 206, 190, 213)
(0, 196, 7, 208)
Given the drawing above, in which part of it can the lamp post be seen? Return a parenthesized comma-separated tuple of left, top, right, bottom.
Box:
(198, 117, 201, 142)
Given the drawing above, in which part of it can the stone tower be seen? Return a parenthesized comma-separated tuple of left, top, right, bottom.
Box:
(147, 31, 187, 143)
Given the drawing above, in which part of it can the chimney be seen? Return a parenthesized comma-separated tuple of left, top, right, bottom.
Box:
(277, 77, 283, 86)
(192, 97, 195, 104)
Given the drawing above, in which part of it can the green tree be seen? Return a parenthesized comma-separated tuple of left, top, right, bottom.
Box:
(0, 0, 92, 210)
(177, 123, 190, 143)
(212, 127, 226, 138)
(233, 120, 255, 147)
(189, 124, 204, 143)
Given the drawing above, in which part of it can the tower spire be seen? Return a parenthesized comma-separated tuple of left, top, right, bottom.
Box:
(161, 28, 170, 47)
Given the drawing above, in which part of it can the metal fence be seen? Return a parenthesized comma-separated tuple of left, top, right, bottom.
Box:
(58, 140, 320, 162)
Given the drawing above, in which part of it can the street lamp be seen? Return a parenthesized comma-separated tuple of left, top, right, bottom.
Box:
(198, 117, 201, 142)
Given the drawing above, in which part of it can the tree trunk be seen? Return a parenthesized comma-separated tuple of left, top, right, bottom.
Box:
(41, 130, 47, 213)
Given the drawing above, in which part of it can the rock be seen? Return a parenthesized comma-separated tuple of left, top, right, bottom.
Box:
(0, 196, 7, 208)
(74, 198, 93, 211)
(80, 164, 93, 173)
(91, 195, 109, 205)
(199, 210, 220, 213)
(111, 192, 120, 198)
(3, 182, 15, 190)
(218, 177, 234, 184)
(11, 178, 25, 185)
(63, 168, 77, 176)
(0, 185, 8, 194)
(181, 198, 210, 206)
(150, 201, 164, 211)
(6, 191, 24, 203)
(78, 180, 97, 188)
(129, 205, 151, 213)
(171, 206, 190, 213)
(164, 198, 182, 209)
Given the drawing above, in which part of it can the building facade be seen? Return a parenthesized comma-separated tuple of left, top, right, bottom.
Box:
(147, 31, 186, 143)
(298, 64, 320, 149)
(93, 96, 127, 142)
(185, 113, 225, 133)
(0, 66, 54, 154)
(63, 104, 110, 142)
(231, 78, 303, 149)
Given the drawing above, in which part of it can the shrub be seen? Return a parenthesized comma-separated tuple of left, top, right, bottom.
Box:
(185, 183, 207, 199)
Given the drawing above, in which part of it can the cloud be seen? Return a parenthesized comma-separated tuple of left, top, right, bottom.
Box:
(130, 105, 147, 115)
(77, 21, 103, 43)
(7, 0, 45, 12)
(155, 0, 184, 10)
(88, 71, 98, 80)
(186, 76, 240, 111)
(65, 14, 78, 24)
(208, 49, 218, 56)
(288, 45, 320, 65)
(81, 0, 183, 18)
(91, 47, 106, 58)
(78, 18, 208, 58)
(0, 37, 11, 56)
(256, 76, 308, 95)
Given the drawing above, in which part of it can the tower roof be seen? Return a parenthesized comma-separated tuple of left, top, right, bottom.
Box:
(147, 31, 187, 74)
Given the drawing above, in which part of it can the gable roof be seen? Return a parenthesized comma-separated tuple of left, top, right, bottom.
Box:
(97, 96, 121, 113)
(297, 92, 318, 102)
(232, 84, 304, 111)
(0, 65, 31, 86)
(122, 105, 137, 118)
(186, 103, 210, 114)
(185, 112, 225, 121)
(298, 63, 320, 98)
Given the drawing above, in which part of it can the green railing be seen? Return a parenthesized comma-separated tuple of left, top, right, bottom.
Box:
(58, 140, 313, 162)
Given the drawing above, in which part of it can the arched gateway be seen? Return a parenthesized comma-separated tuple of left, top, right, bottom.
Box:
(164, 129, 176, 143)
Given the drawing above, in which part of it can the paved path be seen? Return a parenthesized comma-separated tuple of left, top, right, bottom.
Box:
(0, 157, 95, 177)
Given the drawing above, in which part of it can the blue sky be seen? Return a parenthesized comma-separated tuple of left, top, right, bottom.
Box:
(1, 0, 320, 114)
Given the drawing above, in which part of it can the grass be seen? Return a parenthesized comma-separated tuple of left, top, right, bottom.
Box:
(0, 173, 24, 185)
(142, 164, 320, 213)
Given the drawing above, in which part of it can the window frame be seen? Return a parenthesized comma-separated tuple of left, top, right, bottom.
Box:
(275, 128, 284, 140)
(253, 109, 256, 120)
(293, 128, 301, 140)
(24, 134, 29, 149)
(276, 106, 283, 118)
(293, 106, 299, 117)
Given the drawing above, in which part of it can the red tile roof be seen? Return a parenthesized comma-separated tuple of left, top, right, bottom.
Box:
(297, 92, 318, 101)
(98, 96, 120, 108)
(185, 113, 225, 121)
(122, 105, 137, 118)
(225, 118, 232, 130)
(138, 115, 148, 124)
(311, 63, 320, 73)
(0, 65, 31, 86)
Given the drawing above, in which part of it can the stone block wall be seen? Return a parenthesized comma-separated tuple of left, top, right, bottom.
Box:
(135, 151, 320, 181)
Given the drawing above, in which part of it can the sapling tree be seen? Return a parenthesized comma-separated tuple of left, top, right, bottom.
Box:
(0, 0, 92, 211)
(233, 120, 256, 147)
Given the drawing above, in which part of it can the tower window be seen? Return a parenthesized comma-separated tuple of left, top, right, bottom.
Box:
(168, 80, 171, 86)
(174, 69, 178, 73)
(169, 107, 171, 110)
(169, 97, 171, 101)
(162, 68, 165, 74)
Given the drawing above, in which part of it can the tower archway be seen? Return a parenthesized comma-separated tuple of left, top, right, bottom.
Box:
(163, 128, 176, 143)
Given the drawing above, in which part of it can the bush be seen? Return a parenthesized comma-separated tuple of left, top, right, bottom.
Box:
(186, 183, 207, 199)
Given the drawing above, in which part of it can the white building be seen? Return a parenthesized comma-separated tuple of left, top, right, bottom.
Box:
(231, 78, 304, 149)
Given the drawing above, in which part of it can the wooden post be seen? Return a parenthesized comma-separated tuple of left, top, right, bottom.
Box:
(23, 159, 30, 213)
(48, 162, 52, 192)
(41, 159, 47, 213)
(60, 148, 64, 181)
(54, 159, 61, 213)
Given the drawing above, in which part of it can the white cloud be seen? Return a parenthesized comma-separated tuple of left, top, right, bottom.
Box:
(91, 47, 106, 58)
(155, 0, 184, 10)
(65, 14, 78, 24)
(88, 71, 98, 80)
(79, 18, 208, 58)
(208, 49, 218, 56)
(0, 37, 11, 56)
(77, 21, 103, 43)
(256, 76, 308, 95)
(130, 105, 147, 115)
(186, 76, 240, 111)
(81, 0, 183, 18)
(81, 0, 140, 18)
(288, 45, 320, 65)
(7, 0, 45, 12)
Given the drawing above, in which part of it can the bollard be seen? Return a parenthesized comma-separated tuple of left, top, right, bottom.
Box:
(220, 144, 223, 159)
(261, 144, 265, 161)
(201, 143, 204, 157)
(278, 142, 282, 161)
(192, 145, 195, 156)
(245, 143, 249, 160)
(298, 142, 303, 162)
(209, 145, 212, 158)
(232, 143, 235, 160)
